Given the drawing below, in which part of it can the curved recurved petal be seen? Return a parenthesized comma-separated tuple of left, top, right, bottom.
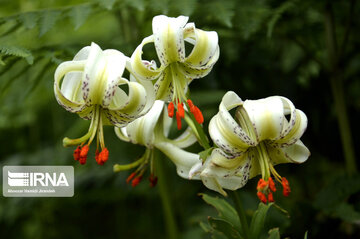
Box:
(267, 140, 310, 165)
(123, 100, 165, 147)
(54, 60, 86, 113)
(114, 127, 131, 142)
(81, 42, 107, 104)
(209, 91, 255, 156)
(155, 141, 201, 179)
(130, 35, 162, 80)
(272, 97, 308, 147)
(167, 127, 198, 148)
(199, 148, 251, 196)
(243, 96, 285, 143)
(103, 79, 148, 127)
(184, 24, 219, 66)
(60, 46, 91, 104)
(152, 15, 188, 65)
(101, 49, 126, 107)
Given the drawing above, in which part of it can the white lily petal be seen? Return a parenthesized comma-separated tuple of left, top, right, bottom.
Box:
(60, 46, 91, 103)
(152, 15, 188, 65)
(209, 91, 255, 156)
(268, 140, 310, 165)
(168, 127, 198, 148)
(114, 127, 130, 142)
(155, 141, 201, 179)
(54, 60, 86, 113)
(243, 96, 284, 142)
(199, 148, 251, 196)
(184, 25, 219, 66)
(124, 100, 164, 147)
(272, 98, 308, 147)
(101, 50, 126, 107)
(130, 35, 163, 80)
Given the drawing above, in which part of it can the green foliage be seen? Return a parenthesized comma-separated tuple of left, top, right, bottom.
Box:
(267, 228, 280, 239)
(249, 203, 273, 239)
(0, 45, 33, 64)
(314, 173, 360, 223)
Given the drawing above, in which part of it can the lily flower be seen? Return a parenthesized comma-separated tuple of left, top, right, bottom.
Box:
(54, 42, 154, 165)
(114, 100, 201, 186)
(190, 91, 310, 201)
(131, 15, 219, 129)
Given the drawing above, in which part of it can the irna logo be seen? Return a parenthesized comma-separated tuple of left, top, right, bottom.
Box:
(3, 166, 74, 197)
(8, 171, 69, 187)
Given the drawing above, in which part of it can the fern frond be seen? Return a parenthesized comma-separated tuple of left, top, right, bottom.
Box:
(68, 5, 92, 30)
(0, 45, 34, 64)
(39, 10, 62, 37)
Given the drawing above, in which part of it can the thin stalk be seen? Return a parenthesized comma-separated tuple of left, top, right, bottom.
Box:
(324, 3, 357, 174)
(229, 191, 250, 239)
(154, 149, 178, 239)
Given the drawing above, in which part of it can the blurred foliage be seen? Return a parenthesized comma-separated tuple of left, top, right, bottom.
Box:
(0, 0, 359, 238)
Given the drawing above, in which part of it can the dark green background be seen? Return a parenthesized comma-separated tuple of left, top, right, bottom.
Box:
(0, 0, 359, 238)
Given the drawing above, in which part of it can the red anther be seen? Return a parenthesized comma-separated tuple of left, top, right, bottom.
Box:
(168, 102, 174, 118)
(268, 177, 276, 192)
(177, 103, 185, 118)
(187, 99, 194, 110)
(132, 176, 143, 187)
(193, 106, 204, 124)
(126, 172, 136, 184)
(176, 111, 182, 130)
(257, 191, 267, 203)
(73, 146, 81, 161)
(268, 192, 274, 202)
(257, 178, 268, 191)
(95, 149, 103, 165)
(79, 145, 89, 165)
(282, 177, 291, 197)
(149, 174, 158, 187)
(100, 148, 109, 164)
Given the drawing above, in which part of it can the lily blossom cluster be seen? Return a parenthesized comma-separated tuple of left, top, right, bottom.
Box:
(131, 15, 218, 129)
(190, 91, 310, 202)
(54, 15, 310, 202)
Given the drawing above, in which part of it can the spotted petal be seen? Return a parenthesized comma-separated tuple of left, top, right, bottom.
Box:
(209, 91, 255, 156)
(243, 96, 285, 143)
(152, 15, 188, 65)
(130, 35, 163, 80)
(267, 140, 310, 165)
(197, 148, 251, 196)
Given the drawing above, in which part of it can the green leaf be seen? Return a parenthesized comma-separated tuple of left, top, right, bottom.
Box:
(68, 5, 92, 30)
(200, 221, 212, 233)
(314, 173, 360, 209)
(19, 12, 39, 29)
(39, 10, 61, 37)
(0, 45, 34, 65)
(97, 0, 117, 10)
(268, 228, 280, 239)
(304, 231, 308, 239)
(249, 203, 273, 239)
(199, 147, 214, 163)
(208, 217, 242, 239)
(267, 1, 295, 38)
(200, 193, 241, 230)
(206, 1, 235, 28)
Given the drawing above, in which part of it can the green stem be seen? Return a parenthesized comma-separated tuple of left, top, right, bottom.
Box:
(324, 3, 357, 174)
(155, 149, 178, 239)
(229, 191, 250, 239)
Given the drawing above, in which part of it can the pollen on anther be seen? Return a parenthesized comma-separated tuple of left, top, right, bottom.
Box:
(73, 146, 81, 161)
(132, 176, 143, 187)
(126, 172, 136, 184)
(176, 111, 182, 130)
(168, 102, 174, 118)
(79, 145, 89, 165)
(177, 103, 185, 118)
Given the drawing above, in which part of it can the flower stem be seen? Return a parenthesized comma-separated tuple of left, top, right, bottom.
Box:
(325, 3, 357, 174)
(154, 149, 178, 239)
(229, 191, 250, 239)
